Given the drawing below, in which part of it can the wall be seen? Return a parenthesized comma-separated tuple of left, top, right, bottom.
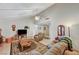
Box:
(37, 3, 79, 49)
(0, 16, 35, 37)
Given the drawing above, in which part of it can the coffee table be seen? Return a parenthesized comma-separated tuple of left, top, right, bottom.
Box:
(20, 39, 32, 51)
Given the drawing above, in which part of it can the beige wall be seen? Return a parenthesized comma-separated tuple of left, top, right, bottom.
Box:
(0, 16, 35, 37)
(37, 3, 79, 49)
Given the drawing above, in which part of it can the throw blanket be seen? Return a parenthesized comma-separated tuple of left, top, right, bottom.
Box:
(60, 37, 72, 50)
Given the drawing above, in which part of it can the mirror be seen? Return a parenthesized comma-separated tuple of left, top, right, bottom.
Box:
(57, 25, 65, 36)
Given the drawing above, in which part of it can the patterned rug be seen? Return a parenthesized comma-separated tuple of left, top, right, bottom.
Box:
(11, 40, 48, 55)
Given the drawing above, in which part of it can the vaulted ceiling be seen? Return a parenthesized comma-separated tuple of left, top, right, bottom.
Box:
(0, 3, 54, 19)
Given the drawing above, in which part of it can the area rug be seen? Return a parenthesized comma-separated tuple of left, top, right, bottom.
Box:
(11, 40, 48, 55)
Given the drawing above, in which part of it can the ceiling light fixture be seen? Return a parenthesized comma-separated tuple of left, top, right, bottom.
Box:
(35, 16, 40, 21)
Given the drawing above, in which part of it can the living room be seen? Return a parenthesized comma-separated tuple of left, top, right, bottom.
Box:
(0, 3, 79, 55)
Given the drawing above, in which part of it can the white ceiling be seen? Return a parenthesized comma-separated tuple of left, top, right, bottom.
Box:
(0, 3, 54, 19)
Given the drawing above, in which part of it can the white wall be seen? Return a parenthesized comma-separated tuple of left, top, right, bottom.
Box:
(0, 16, 35, 37)
(37, 3, 79, 49)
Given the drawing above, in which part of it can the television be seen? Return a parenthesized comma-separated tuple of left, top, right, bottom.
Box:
(17, 29, 27, 35)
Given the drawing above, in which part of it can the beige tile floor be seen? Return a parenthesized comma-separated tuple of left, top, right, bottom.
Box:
(0, 43, 11, 55)
(39, 39, 51, 46)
